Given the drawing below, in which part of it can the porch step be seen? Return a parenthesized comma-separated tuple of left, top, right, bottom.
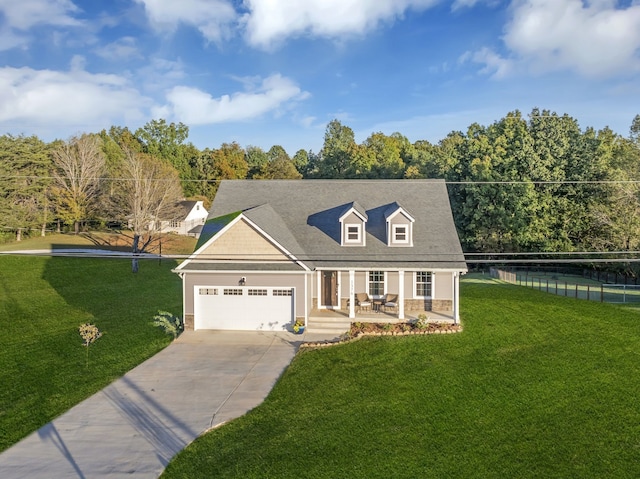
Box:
(306, 317, 351, 335)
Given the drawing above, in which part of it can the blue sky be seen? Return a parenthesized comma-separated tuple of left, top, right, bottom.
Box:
(0, 0, 639, 155)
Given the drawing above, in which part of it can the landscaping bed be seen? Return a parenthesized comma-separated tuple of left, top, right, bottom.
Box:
(349, 319, 461, 336)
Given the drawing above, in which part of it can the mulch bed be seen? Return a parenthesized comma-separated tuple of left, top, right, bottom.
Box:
(301, 321, 462, 349)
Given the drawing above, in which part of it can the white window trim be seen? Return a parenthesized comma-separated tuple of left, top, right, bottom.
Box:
(366, 271, 387, 298)
(413, 271, 433, 299)
(345, 223, 361, 244)
(392, 224, 410, 245)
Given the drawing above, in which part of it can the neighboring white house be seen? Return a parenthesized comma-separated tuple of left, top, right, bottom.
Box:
(160, 200, 208, 237)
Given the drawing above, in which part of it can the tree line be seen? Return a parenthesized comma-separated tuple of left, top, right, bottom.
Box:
(1, 109, 639, 257)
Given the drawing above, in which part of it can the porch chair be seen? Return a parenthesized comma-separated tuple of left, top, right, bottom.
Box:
(356, 293, 372, 312)
(383, 294, 398, 313)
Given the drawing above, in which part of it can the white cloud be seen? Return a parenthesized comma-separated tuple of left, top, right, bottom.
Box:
(134, 0, 237, 43)
(94, 37, 142, 61)
(0, 26, 26, 51)
(0, 64, 150, 129)
(464, 46, 514, 78)
(504, 0, 640, 77)
(451, 0, 482, 10)
(242, 0, 439, 49)
(134, 0, 443, 50)
(0, 0, 81, 30)
(451, 0, 501, 10)
(157, 74, 309, 124)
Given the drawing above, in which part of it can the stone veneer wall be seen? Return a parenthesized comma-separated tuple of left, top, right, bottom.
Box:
(184, 314, 194, 331)
(380, 299, 453, 311)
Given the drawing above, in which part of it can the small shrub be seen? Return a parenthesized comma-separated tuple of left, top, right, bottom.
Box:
(415, 314, 430, 330)
(382, 322, 393, 332)
(153, 311, 183, 339)
(79, 323, 103, 369)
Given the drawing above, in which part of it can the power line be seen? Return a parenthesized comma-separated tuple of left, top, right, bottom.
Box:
(2, 175, 640, 185)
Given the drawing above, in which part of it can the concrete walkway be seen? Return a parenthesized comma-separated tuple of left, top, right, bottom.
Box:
(0, 330, 336, 479)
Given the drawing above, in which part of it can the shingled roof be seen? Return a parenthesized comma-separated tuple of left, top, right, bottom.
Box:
(193, 179, 467, 271)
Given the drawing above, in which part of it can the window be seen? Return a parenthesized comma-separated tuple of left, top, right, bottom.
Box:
(170, 220, 181, 228)
(199, 288, 218, 295)
(368, 271, 385, 296)
(223, 288, 244, 295)
(248, 289, 267, 296)
(415, 272, 432, 298)
(345, 224, 361, 243)
(393, 224, 408, 243)
(273, 289, 293, 296)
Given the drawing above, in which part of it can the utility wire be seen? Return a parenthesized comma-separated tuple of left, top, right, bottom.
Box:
(2, 175, 640, 185)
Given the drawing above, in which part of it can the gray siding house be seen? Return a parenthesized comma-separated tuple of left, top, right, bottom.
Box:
(174, 179, 467, 331)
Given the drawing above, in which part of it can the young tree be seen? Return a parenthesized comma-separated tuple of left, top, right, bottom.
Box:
(50, 134, 106, 234)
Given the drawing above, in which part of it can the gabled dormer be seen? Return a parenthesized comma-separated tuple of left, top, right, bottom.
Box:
(339, 202, 368, 246)
(385, 202, 415, 247)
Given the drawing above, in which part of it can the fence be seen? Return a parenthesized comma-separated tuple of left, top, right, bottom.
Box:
(490, 268, 640, 304)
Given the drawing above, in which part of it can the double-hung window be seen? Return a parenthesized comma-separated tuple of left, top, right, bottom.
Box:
(393, 224, 408, 244)
(368, 271, 385, 296)
(345, 224, 361, 243)
(415, 272, 432, 298)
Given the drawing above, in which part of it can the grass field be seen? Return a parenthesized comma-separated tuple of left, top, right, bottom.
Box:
(0, 232, 197, 255)
(162, 277, 640, 479)
(0, 255, 182, 452)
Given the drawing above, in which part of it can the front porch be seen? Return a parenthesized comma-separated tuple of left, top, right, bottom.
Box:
(306, 307, 456, 335)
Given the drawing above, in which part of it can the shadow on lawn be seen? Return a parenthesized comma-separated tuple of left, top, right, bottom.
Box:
(41, 246, 182, 336)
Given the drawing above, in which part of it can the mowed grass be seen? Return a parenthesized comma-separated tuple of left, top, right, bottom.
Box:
(0, 232, 197, 255)
(0, 255, 182, 451)
(163, 278, 640, 479)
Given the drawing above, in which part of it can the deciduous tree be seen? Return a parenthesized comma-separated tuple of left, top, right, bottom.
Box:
(116, 149, 183, 272)
(50, 134, 106, 234)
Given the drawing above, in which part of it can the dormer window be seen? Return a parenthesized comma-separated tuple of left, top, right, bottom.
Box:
(393, 224, 408, 244)
(346, 224, 361, 243)
(339, 202, 368, 247)
(385, 203, 415, 247)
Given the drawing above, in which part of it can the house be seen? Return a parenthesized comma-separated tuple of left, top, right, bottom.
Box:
(173, 180, 467, 331)
(160, 200, 208, 237)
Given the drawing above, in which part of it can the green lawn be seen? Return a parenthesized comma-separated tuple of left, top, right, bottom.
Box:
(162, 278, 640, 479)
(0, 255, 182, 451)
(0, 232, 197, 255)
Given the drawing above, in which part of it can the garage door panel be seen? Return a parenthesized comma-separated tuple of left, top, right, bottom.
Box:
(194, 286, 294, 331)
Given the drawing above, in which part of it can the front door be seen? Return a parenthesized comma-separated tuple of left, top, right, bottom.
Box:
(321, 271, 338, 308)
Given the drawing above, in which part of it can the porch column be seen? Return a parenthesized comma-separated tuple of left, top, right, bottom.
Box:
(349, 270, 355, 319)
(398, 270, 405, 320)
(453, 272, 460, 324)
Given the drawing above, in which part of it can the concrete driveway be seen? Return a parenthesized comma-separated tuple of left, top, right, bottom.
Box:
(0, 331, 313, 479)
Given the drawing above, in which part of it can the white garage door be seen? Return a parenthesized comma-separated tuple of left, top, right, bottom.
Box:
(194, 286, 294, 331)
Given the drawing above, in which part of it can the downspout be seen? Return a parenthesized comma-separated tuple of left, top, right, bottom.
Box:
(453, 272, 460, 324)
(304, 272, 308, 327)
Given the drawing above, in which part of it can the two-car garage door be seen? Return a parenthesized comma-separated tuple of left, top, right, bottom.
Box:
(194, 286, 294, 331)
